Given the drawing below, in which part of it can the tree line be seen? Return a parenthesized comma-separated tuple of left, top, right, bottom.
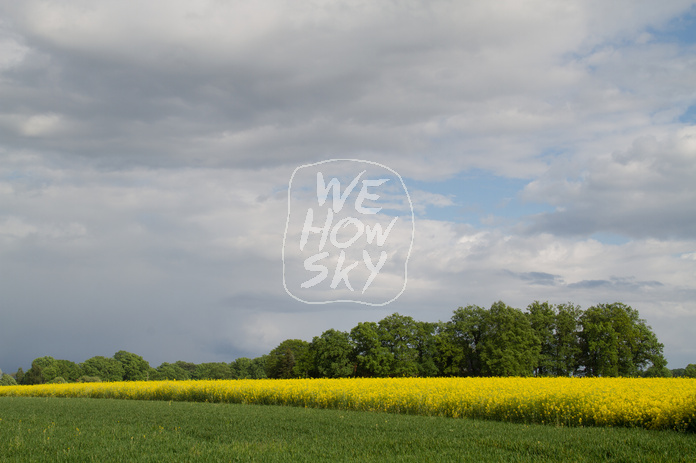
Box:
(2, 301, 694, 385)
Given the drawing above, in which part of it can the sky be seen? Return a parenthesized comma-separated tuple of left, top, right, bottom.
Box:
(1, 0, 695, 373)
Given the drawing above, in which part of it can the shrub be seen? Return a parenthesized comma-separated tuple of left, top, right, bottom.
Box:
(0, 373, 18, 386)
(77, 376, 102, 383)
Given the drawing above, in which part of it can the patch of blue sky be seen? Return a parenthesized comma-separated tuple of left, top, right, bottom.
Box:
(647, 5, 696, 45)
(1, 170, 51, 190)
(679, 104, 696, 124)
(403, 169, 554, 227)
(589, 232, 631, 246)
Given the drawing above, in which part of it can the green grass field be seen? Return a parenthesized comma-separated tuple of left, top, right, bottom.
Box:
(1, 397, 695, 462)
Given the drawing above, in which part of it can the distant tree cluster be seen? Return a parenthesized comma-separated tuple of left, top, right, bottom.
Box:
(2, 301, 691, 385)
(287, 301, 672, 379)
(5, 351, 269, 385)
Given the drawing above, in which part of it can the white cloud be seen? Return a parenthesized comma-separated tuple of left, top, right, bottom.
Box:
(0, 216, 38, 239)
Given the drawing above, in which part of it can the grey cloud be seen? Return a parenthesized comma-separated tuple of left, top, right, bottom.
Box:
(522, 131, 696, 240)
(502, 270, 563, 286)
(567, 276, 664, 290)
(1, 1, 690, 176)
(2, 1, 696, 374)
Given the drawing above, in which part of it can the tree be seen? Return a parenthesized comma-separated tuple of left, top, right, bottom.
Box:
(632, 322, 668, 375)
(479, 301, 540, 376)
(445, 305, 488, 376)
(23, 356, 59, 384)
(114, 351, 150, 381)
(266, 340, 311, 379)
(249, 356, 268, 379)
(174, 361, 197, 377)
(579, 306, 618, 376)
(55, 359, 82, 382)
(1, 371, 18, 386)
(193, 363, 232, 380)
(684, 364, 696, 378)
(279, 349, 296, 378)
(293, 345, 316, 379)
(433, 321, 463, 376)
(81, 356, 125, 382)
(642, 365, 672, 377)
(14, 367, 24, 384)
(154, 362, 190, 381)
(230, 357, 253, 379)
(527, 301, 556, 376)
(350, 322, 393, 377)
(377, 313, 420, 377)
(414, 321, 440, 377)
(552, 303, 583, 376)
(310, 329, 354, 378)
(579, 303, 666, 377)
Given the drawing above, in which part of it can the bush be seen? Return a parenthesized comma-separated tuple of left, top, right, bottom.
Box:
(0, 373, 18, 386)
(684, 364, 696, 378)
(48, 376, 67, 384)
(77, 376, 102, 383)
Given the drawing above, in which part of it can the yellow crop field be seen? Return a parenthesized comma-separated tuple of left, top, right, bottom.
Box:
(2, 377, 695, 432)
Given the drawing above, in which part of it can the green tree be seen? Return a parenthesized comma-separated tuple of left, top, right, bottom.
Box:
(114, 351, 150, 381)
(1, 371, 18, 386)
(266, 340, 311, 379)
(230, 357, 253, 379)
(642, 365, 672, 377)
(23, 356, 59, 384)
(14, 367, 24, 384)
(446, 305, 488, 376)
(377, 313, 420, 377)
(55, 359, 82, 382)
(249, 356, 268, 379)
(293, 346, 316, 378)
(433, 321, 463, 376)
(579, 303, 666, 377)
(684, 364, 696, 378)
(279, 349, 296, 378)
(350, 321, 393, 377)
(633, 322, 668, 375)
(414, 321, 440, 377)
(527, 301, 556, 376)
(479, 301, 540, 376)
(552, 303, 583, 376)
(174, 361, 197, 377)
(80, 356, 125, 382)
(193, 362, 232, 380)
(310, 329, 354, 378)
(154, 362, 190, 381)
(579, 305, 618, 376)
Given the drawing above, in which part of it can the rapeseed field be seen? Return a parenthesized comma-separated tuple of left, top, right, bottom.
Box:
(1, 377, 694, 432)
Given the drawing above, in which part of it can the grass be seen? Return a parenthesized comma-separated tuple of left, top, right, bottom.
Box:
(1, 397, 695, 462)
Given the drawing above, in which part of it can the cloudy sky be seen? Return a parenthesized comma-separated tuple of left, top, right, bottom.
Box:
(1, 0, 695, 373)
